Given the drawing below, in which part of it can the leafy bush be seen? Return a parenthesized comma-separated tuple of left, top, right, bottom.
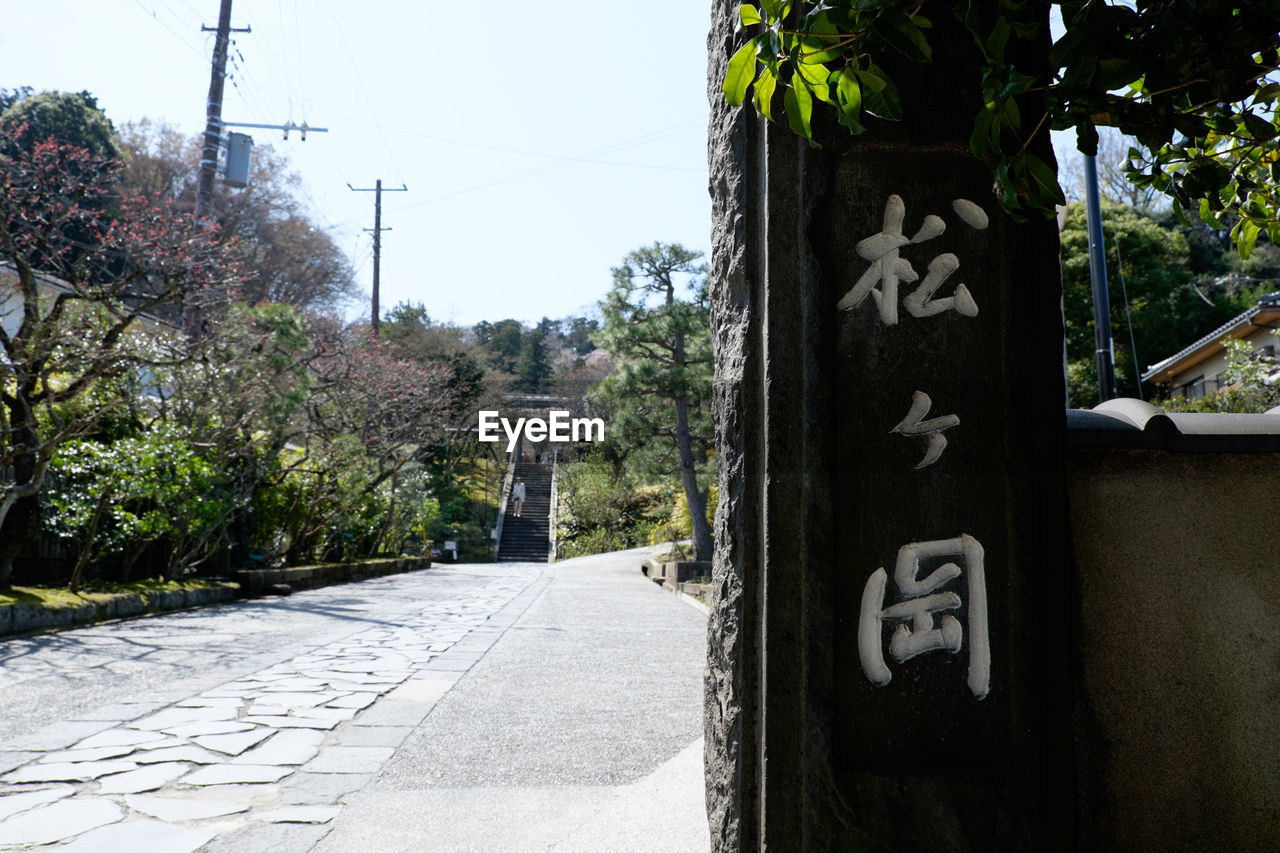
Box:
(556, 454, 669, 558)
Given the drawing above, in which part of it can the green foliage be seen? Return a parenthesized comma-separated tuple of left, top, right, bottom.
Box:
(647, 483, 719, 546)
(1060, 200, 1265, 404)
(724, 1, 1280, 246)
(591, 242, 716, 561)
(565, 316, 599, 356)
(45, 422, 233, 578)
(381, 302, 485, 416)
(556, 454, 664, 558)
(473, 318, 525, 373)
(1160, 339, 1280, 413)
(594, 245, 713, 471)
(513, 318, 555, 393)
(0, 90, 117, 158)
(595, 255, 713, 460)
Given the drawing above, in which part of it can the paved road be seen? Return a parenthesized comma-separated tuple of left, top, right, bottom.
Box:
(0, 547, 709, 851)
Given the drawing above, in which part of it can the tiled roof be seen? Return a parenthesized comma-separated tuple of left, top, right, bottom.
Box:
(1140, 291, 1280, 382)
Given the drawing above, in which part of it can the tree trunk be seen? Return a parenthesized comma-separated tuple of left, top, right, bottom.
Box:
(0, 399, 46, 588)
(674, 394, 713, 562)
(68, 484, 113, 592)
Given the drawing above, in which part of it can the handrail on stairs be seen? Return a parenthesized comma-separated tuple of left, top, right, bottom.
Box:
(548, 453, 559, 563)
(492, 453, 516, 560)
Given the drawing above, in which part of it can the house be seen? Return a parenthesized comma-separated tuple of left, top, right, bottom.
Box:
(1141, 292, 1280, 398)
(0, 260, 76, 340)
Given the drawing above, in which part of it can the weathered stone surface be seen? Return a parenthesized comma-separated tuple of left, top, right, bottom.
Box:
(199, 820, 330, 853)
(96, 761, 190, 794)
(101, 593, 146, 620)
(175, 696, 244, 708)
(325, 692, 378, 710)
(335, 726, 411, 748)
(193, 729, 272, 756)
(348, 700, 430, 728)
(245, 692, 328, 709)
(123, 794, 249, 822)
(0, 751, 41, 774)
(276, 772, 372, 806)
(242, 715, 340, 730)
(41, 745, 137, 763)
(182, 763, 291, 785)
(163, 721, 255, 738)
(3, 759, 138, 782)
(231, 729, 324, 766)
(130, 705, 239, 730)
(0, 784, 75, 821)
(56, 819, 215, 853)
(704, 2, 1074, 849)
(0, 797, 122, 846)
(75, 728, 171, 749)
(704, 8, 753, 852)
(304, 746, 393, 775)
(256, 805, 341, 824)
(133, 745, 222, 765)
(4, 720, 117, 751)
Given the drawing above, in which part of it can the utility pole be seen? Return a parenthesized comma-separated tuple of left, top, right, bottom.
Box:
(348, 180, 408, 334)
(195, 0, 251, 220)
(1084, 154, 1117, 403)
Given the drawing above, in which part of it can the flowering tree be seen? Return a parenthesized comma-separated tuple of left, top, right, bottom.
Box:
(293, 321, 455, 560)
(0, 130, 236, 584)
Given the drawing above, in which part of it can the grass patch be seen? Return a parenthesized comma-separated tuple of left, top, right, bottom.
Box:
(0, 578, 229, 607)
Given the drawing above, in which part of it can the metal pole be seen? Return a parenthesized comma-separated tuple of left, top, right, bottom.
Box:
(1084, 155, 1117, 402)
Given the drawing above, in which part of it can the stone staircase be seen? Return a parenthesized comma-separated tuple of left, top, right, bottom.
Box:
(497, 462, 553, 562)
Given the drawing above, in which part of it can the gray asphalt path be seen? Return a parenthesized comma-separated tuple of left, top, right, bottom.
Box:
(0, 547, 709, 851)
(317, 547, 710, 853)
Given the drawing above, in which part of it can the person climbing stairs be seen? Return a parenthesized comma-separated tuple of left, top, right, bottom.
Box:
(497, 462, 553, 561)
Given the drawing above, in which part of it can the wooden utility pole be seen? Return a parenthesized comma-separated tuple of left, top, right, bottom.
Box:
(348, 180, 408, 334)
(195, 0, 250, 220)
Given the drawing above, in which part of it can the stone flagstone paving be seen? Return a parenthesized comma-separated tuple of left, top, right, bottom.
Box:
(0, 564, 542, 850)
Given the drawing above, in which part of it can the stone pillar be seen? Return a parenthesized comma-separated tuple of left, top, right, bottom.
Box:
(705, 4, 1076, 850)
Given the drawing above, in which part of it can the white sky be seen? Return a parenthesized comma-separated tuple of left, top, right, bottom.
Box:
(0, 1, 713, 327)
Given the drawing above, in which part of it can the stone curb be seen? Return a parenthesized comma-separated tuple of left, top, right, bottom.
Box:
(0, 558, 432, 639)
(0, 583, 238, 638)
(231, 557, 431, 596)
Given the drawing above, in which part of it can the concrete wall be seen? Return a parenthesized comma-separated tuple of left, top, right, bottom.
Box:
(1067, 449, 1280, 852)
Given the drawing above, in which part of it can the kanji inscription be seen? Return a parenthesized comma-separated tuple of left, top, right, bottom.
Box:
(858, 534, 990, 699)
(837, 194, 987, 324)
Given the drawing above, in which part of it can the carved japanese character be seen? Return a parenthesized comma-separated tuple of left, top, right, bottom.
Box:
(838, 195, 989, 324)
(891, 390, 959, 469)
(858, 534, 989, 699)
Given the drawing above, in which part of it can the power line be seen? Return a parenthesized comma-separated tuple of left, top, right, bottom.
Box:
(388, 123, 706, 213)
(325, 0, 405, 184)
(312, 108, 705, 171)
(131, 0, 208, 61)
